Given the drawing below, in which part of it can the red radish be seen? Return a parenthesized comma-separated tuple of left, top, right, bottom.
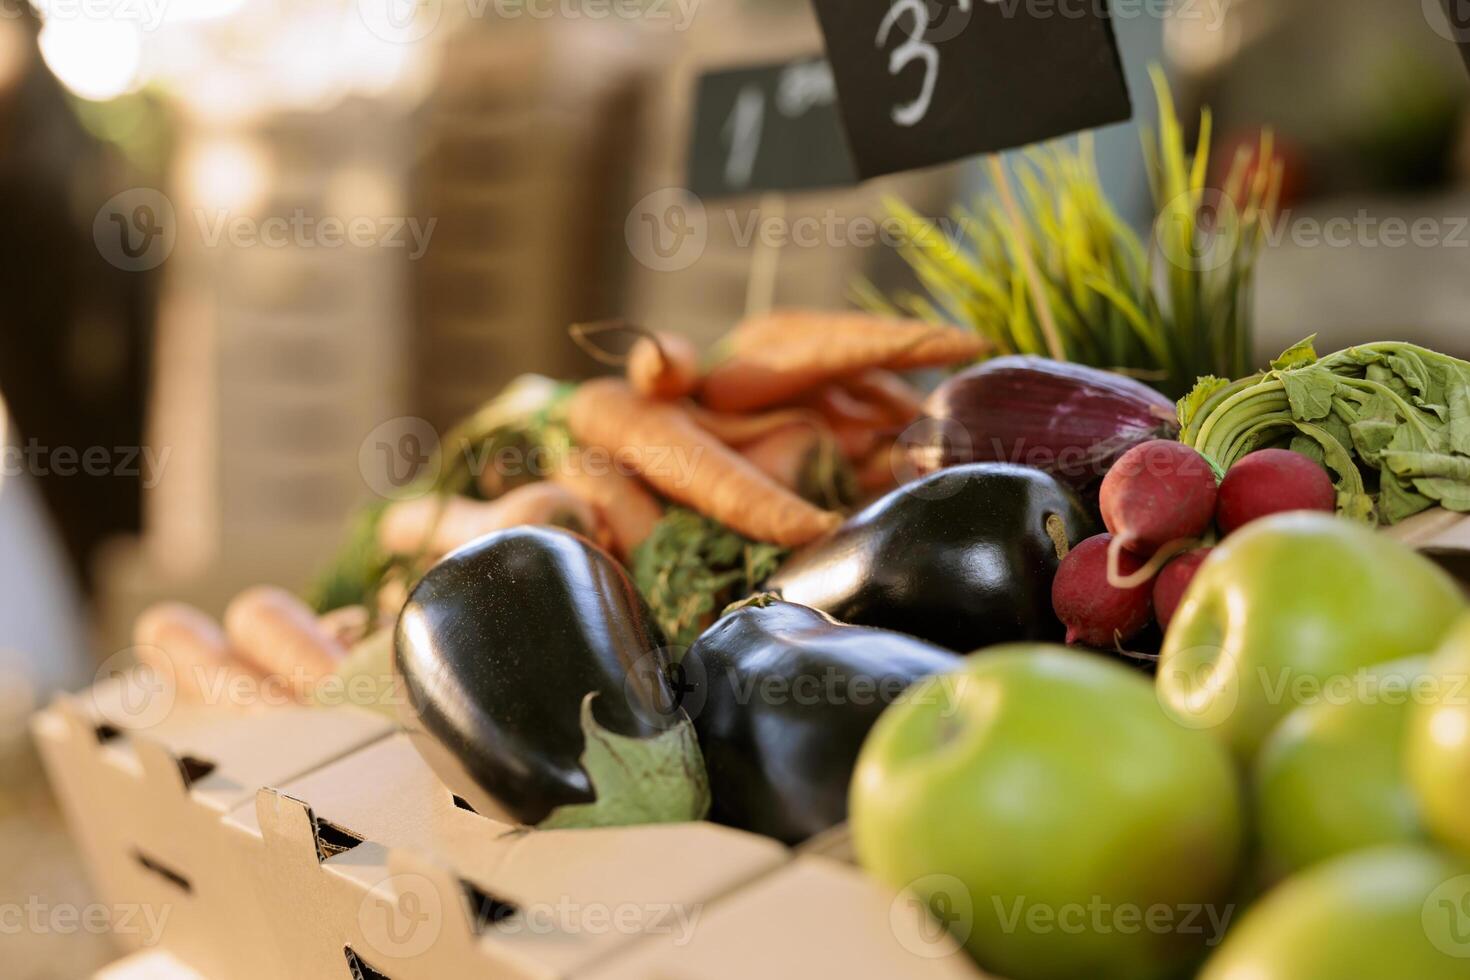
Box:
(1217, 448, 1335, 534)
(1052, 534, 1154, 648)
(1153, 548, 1213, 631)
(1099, 439, 1218, 588)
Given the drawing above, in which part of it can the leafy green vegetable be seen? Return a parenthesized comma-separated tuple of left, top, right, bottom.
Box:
(306, 503, 395, 613)
(862, 67, 1280, 399)
(536, 693, 710, 829)
(632, 507, 788, 649)
(1182, 340, 1470, 524)
(307, 375, 574, 613)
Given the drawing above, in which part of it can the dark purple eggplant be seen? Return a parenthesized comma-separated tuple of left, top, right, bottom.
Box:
(767, 463, 1095, 651)
(394, 526, 680, 825)
(682, 598, 958, 844)
(904, 357, 1178, 489)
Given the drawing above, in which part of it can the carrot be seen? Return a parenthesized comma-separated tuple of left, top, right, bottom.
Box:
(224, 586, 348, 701)
(742, 425, 821, 492)
(700, 309, 985, 412)
(552, 452, 664, 560)
(568, 378, 841, 547)
(831, 421, 879, 461)
(628, 332, 700, 400)
(840, 369, 924, 426)
(741, 424, 854, 509)
(570, 321, 700, 401)
(318, 605, 378, 648)
(801, 384, 893, 429)
(377, 574, 410, 621)
(682, 402, 826, 447)
(133, 602, 267, 707)
(856, 439, 904, 496)
(378, 483, 601, 557)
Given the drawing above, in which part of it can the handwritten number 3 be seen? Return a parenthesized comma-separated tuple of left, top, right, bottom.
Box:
(876, 0, 974, 127)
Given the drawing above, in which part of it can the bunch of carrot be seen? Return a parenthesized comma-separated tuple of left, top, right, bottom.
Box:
(131, 587, 381, 712)
(126, 309, 981, 715)
(562, 309, 981, 547)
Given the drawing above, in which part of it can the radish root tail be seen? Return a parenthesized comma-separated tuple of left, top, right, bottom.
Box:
(1106, 535, 1199, 590)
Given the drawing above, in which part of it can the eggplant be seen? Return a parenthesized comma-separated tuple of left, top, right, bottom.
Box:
(394, 526, 679, 825)
(683, 599, 958, 844)
(767, 463, 1095, 651)
(908, 356, 1179, 490)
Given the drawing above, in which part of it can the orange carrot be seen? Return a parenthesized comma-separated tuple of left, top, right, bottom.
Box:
(570, 321, 700, 401)
(552, 453, 664, 560)
(568, 378, 841, 547)
(133, 602, 266, 707)
(701, 309, 985, 411)
(741, 424, 854, 509)
(831, 421, 879, 461)
(376, 574, 410, 621)
(318, 605, 378, 648)
(856, 439, 904, 496)
(682, 402, 826, 447)
(741, 425, 822, 492)
(840, 369, 924, 426)
(225, 586, 348, 700)
(628, 331, 700, 400)
(378, 483, 601, 557)
(801, 384, 893, 429)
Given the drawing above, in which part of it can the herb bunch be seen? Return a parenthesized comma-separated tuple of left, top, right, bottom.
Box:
(858, 68, 1281, 399)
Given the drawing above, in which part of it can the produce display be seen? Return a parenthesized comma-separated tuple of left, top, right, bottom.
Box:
(122, 301, 1470, 978)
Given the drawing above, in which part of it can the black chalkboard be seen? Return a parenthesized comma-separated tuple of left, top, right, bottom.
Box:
(686, 57, 858, 199)
(1444, 0, 1470, 73)
(811, 0, 1133, 179)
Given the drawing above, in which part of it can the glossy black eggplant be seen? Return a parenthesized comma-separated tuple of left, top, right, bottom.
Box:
(395, 526, 676, 825)
(682, 599, 958, 844)
(766, 463, 1095, 651)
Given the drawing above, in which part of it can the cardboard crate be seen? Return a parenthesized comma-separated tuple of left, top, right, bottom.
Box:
(34, 684, 984, 979)
(30, 681, 393, 978)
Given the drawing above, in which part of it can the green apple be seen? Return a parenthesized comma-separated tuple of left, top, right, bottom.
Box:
(1199, 844, 1470, 979)
(850, 646, 1242, 980)
(1408, 613, 1470, 858)
(1157, 512, 1464, 761)
(1254, 657, 1429, 879)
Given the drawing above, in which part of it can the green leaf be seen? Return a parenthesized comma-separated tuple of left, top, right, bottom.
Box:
(1279, 364, 1338, 421)
(1176, 375, 1232, 430)
(536, 694, 710, 830)
(1270, 335, 1319, 371)
(632, 508, 788, 649)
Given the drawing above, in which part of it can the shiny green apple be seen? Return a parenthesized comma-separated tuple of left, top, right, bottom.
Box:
(1408, 614, 1470, 858)
(1254, 657, 1429, 879)
(1157, 512, 1464, 761)
(850, 647, 1243, 980)
(1199, 844, 1470, 979)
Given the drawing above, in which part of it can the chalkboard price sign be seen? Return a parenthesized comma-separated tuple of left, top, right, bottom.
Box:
(686, 57, 858, 199)
(1443, 0, 1470, 74)
(811, 0, 1133, 179)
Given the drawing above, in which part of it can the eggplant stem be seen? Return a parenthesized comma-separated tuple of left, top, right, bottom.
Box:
(1107, 535, 1199, 590)
(1044, 513, 1072, 560)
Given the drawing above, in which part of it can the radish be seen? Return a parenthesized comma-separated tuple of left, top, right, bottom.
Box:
(1052, 534, 1154, 648)
(1217, 448, 1336, 534)
(1153, 548, 1213, 631)
(1099, 439, 1218, 588)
